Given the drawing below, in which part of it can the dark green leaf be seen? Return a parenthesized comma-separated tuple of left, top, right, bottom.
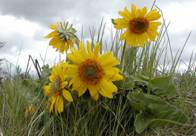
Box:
(149, 76, 176, 97)
(111, 19, 116, 25)
(115, 77, 134, 90)
(134, 112, 154, 133)
(127, 91, 188, 133)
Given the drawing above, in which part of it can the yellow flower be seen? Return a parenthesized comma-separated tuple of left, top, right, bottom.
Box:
(25, 104, 37, 114)
(67, 41, 123, 100)
(46, 22, 77, 53)
(113, 4, 161, 47)
(43, 62, 73, 113)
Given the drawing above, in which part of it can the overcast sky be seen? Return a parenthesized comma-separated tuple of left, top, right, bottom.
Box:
(0, 0, 195, 73)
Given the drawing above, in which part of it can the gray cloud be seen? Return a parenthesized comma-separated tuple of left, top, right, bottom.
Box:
(0, 0, 156, 26)
(0, 32, 32, 53)
(0, 0, 73, 24)
(157, 0, 195, 4)
(0, 0, 193, 24)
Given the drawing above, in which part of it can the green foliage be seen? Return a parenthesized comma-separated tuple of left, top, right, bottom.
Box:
(127, 91, 187, 134)
(122, 75, 188, 133)
(149, 76, 176, 97)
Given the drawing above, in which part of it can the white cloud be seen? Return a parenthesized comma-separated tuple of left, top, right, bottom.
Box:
(0, 15, 41, 37)
(0, 15, 63, 73)
(160, 1, 196, 33)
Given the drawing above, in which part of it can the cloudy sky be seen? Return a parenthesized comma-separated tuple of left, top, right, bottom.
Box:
(0, 0, 195, 73)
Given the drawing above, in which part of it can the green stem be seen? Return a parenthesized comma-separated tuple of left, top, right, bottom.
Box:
(120, 41, 126, 70)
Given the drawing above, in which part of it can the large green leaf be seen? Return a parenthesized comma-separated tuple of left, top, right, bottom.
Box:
(130, 75, 150, 85)
(134, 112, 154, 134)
(115, 76, 134, 90)
(149, 76, 176, 97)
(135, 111, 187, 134)
(127, 91, 188, 134)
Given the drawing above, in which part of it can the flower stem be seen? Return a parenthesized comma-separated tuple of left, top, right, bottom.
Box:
(120, 41, 126, 70)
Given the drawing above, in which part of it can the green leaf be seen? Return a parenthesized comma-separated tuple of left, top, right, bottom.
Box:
(134, 112, 154, 134)
(111, 19, 116, 25)
(127, 91, 188, 133)
(115, 77, 134, 90)
(127, 90, 147, 111)
(135, 111, 187, 134)
(130, 75, 150, 86)
(149, 76, 176, 97)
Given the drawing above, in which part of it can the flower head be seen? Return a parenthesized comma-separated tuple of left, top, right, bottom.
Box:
(113, 4, 161, 47)
(43, 62, 73, 113)
(67, 41, 123, 100)
(46, 22, 77, 53)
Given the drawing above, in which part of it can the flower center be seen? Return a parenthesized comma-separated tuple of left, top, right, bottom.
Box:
(130, 18, 149, 34)
(54, 91, 60, 96)
(58, 31, 68, 41)
(79, 59, 104, 85)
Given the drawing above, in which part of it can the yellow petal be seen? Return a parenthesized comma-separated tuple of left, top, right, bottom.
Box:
(126, 33, 135, 46)
(62, 90, 73, 102)
(79, 42, 88, 59)
(50, 24, 58, 30)
(146, 9, 161, 21)
(68, 39, 74, 47)
(87, 41, 92, 54)
(45, 31, 58, 38)
(49, 37, 59, 46)
(77, 85, 87, 96)
(99, 52, 119, 67)
(68, 52, 84, 64)
(131, 4, 137, 18)
(79, 41, 86, 53)
(126, 33, 145, 47)
(94, 43, 100, 57)
(119, 6, 132, 20)
(72, 80, 87, 96)
(136, 7, 148, 18)
(137, 33, 148, 45)
(105, 68, 123, 81)
(114, 18, 129, 29)
(98, 79, 117, 98)
(56, 96, 64, 113)
(60, 81, 68, 89)
(120, 30, 130, 40)
(43, 85, 51, 96)
(88, 85, 99, 101)
(57, 41, 64, 53)
(149, 22, 162, 29)
(141, 7, 148, 17)
(147, 30, 159, 41)
(49, 96, 56, 112)
(67, 65, 78, 75)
